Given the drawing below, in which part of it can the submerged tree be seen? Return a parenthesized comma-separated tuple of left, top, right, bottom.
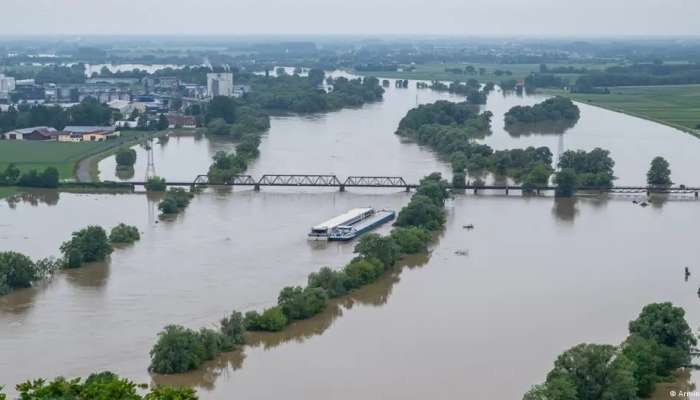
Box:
(647, 156, 673, 187)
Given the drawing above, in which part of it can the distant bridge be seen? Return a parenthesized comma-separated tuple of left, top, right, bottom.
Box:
(107, 174, 700, 197)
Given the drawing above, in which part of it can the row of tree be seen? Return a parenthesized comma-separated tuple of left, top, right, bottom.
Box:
(148, 173, 450, 374)
(0, 98, 114, 134)
(504, 97, 580, 126)
(0, 224, 140, 296)
(524, 302, 696, 399)
(396, 100, 555, 189)
(0, 164, 59, 188)
(574, 63, 700, 92)
(1, 371, 196, 399)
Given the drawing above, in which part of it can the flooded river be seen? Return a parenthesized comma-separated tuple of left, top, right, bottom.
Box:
(2, 78, 700, 399)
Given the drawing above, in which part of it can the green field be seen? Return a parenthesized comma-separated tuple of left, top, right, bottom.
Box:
(353, 63, 611, 84)
(0, 131, 154, 180)
(0, 186, 18, 199)
(544, 85, 700, 137)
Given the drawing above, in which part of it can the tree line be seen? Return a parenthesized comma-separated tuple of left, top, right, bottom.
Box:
(148, 173, 451, 374)
(504, 97, 580, 126)
(573, 63, 700, 92)
(0, 370, 196, 399)
(0, 98, 114, 133)
(0, 224, 140, 296)
(524, 302, 696, 400)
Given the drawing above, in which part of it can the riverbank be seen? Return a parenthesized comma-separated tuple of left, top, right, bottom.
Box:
(541, 86, 700, 139)
(76, 128, 198, 182)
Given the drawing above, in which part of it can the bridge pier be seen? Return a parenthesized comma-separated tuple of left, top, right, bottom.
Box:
(405, 186, 411, 192)
(696, 191, 699, 198)
(473, 188, 478, 195)
(339, 185, 345, 192)
(254, 184, 260, 191)
(505, 187, 509, 195)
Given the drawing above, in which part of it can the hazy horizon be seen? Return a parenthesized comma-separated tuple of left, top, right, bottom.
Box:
(3, 0, 699, 36)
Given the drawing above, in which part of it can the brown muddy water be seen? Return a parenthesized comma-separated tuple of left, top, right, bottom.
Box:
(2, 78, 700, 399)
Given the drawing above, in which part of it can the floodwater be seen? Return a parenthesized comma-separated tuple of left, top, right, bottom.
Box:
(2, 78, 700, 399)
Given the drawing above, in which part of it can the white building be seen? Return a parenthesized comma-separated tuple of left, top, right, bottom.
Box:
(0, 74, 16, 98)
(207, 73, 234, 97)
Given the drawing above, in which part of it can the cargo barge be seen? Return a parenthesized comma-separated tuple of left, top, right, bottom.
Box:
(307, 207, 394, 241)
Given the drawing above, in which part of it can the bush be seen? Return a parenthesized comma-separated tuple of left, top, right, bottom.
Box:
(390, 227, 432, 254)
(394, 195, 445, 231)
(277, 286, 328, 321)
(145, 176, 167, 192)
(354, 234, 401, 268)
(115, 148, 137, 167)
(344, 258, 384, 289)
(158, 188, 194, 215)
(60, 226, 113, 268)
(15, 371, 197, 399)
(17, 167, 59, 188)
(0, 251, 38, 296)
(149, 325, 206, 374)
(198, 327, 234, 361)
(109, 223, 140, 244)
(244, 307, 288, 332)
(220, 310, 246, 345)
(308, 267, 349, 298)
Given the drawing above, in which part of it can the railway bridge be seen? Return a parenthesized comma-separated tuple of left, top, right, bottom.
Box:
(114, 174, 700, 197)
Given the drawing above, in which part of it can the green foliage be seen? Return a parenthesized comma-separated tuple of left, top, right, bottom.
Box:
(558, 148, 616, 188)
(16, 167, 60, 188)
(60, 225, 113, 268)
(144, 386, 198, 400)
(244, 307, 288, 332)
(307, 267, 349, 298)
(277, 286, 329, 321)
(0, 251, 37, 296)
(109, 223, 141, 244)
(554, 169, 578, 198)
(628, 302, 697, 371)
(145, 176, 167, 192)
(390, 227, 432, 254)
(647, 156, 673, 187)
(149, 325, 207, 374)
(0, 163, 21, 185)
(505, 97, 580, 125)
(522, 163, 552, 191)
(206, 96, 238, 124)
(395, 195, 446, 231)
(545, 344, 637, 400)
(219, 310, 246, 345)
(115, 148, 137, 167)
(527, 302, 695, 399)
(344, 258, 385, 289)
(354, 234, 401, 268)
(158, 188, 193, 215)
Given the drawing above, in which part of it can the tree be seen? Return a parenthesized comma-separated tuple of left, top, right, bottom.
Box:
(206, 118, 230, 136)
(115, 148, 137, 167)
(277, 286, 328, 320)
(206, 96, 237, 124)
(344, 258, 384, 289)
(390, 227, 432, 254)
(157, 114, 169, 131)
(244, 307, 288, 332)
(628, 302, 696, 372)
(109, 223, 140, 244)
(149, 325, 206, 374)
(647, 156, 672, 187)
(354, 234, 401, 268)
(307, 267, 349, 298)
(545, 344, 637, 400)
(158, 197, 178, 215)
(308, 68, 325, 86)
(622, 334, 663, 397)
(0, 251, 38, 295)
(394, 194, 446, 231)
(60, 226, 113, 268)
(220, 310, 246, 345)
(145, 176, 167, 192)
(554, 169, 577, 197)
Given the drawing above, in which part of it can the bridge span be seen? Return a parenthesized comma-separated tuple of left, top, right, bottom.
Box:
(111, 174, 700, 197)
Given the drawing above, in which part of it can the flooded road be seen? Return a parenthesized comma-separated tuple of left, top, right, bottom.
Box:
(2, 78, 700, 399)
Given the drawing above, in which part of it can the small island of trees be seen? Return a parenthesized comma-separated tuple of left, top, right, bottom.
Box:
(504, 97, 580, 130)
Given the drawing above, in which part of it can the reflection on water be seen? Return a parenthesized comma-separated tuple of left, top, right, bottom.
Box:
(151, 252, 428, 392)
(504, 119, 578, 137)
(4, 189, 60, 208)
(553, 198, 579, 222)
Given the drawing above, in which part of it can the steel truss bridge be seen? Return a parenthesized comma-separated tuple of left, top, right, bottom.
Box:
(116, 174, 700, 197)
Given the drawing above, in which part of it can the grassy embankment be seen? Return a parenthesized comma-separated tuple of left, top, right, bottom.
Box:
(542, 85, 700, 138)
(0, 130, 153, 179)
(352, 62, 611, 84)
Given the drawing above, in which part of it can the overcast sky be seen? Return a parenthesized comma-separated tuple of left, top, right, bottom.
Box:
(2, 0, 698, 36)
